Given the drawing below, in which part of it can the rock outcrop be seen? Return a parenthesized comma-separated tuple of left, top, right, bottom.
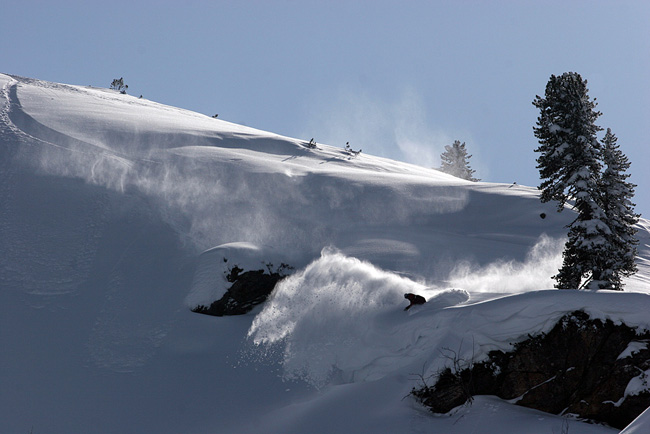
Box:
(412, 311, 650, 429)
(192, 265, 287, 316)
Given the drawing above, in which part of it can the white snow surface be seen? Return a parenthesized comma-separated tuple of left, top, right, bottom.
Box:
(2, 73, 650, 433)
(620, 406, 650, 434)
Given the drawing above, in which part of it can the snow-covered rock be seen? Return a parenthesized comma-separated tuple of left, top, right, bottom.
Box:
(185, 242, 291, 312)
(412, 310, 650, 429)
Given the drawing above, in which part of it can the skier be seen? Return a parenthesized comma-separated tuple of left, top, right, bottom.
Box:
(404, 293, 426, 311)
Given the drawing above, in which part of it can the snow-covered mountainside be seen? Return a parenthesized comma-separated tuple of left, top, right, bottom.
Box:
(1, 73, 649, 433)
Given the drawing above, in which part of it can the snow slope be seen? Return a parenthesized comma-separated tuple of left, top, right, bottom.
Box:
(621, 406, 650, 434)
(1, 73, 649, 433)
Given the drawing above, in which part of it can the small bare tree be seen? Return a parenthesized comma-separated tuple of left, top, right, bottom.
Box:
(110, 77, 128, 94)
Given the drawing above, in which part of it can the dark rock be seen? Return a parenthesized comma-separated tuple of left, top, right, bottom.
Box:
(192, 268, 285, 316)
(413, 311, 650, 429)
(411, 368, 469, 413)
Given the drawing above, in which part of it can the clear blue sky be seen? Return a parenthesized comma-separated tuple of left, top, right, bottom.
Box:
(3, 0, 649, 217)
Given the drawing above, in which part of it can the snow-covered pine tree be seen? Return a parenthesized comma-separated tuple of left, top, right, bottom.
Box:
(533, 72, 602, 210)
(597, 128, 639, 290)
(555, 205, 612, 289)
(532, 72, 610, 290)
(438, 140, 479, 181)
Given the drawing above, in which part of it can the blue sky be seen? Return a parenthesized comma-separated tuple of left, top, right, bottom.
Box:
(3, 0, 649, 217)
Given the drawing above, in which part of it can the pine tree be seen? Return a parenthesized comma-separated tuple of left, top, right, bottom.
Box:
(556, 205, 612, 289)
(597, 128, 639, 290)
(533, 72, 610, 289)
(438, 140, 479, 181)
(533, 72, 602, 210)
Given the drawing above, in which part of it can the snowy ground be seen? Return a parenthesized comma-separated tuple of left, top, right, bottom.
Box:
(1, 73, 649, 433)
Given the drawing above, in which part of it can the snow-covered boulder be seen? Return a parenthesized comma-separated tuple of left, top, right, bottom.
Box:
(413, 310, 650, 429)
(186, 242, 293, 316)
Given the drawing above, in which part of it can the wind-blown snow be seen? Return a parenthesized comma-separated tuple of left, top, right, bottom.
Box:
(447, 233, 565, 294)
(249, 248, 436, 387)
(2, 73, 649, 433)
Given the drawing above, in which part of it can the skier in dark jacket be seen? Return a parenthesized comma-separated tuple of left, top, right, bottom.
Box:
(404, 293, 426, 310)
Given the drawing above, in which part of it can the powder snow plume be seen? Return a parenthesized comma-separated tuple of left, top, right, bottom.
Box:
(448, 234, 565, 293)
(245, 237, 566, 388)
(247, 248, 433, 387)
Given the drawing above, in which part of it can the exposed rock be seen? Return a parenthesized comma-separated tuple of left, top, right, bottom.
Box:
(192, 265, 287, 316)
(412, 311, 650, 429)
